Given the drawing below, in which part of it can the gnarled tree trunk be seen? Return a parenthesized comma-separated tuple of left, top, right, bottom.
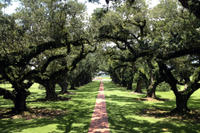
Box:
(44, 83, 57, 100)
(145, 75, 159, 99)
(127, 81, 133, 90)
(12, 89, 30, 113)
(69, 83, 76, 90)
(171, 92, 191, 114)
(135, 79, 143, 93)
(146, 81, 158, 99)
(58, 81, 69, 94)
(121, 80, 127, 87)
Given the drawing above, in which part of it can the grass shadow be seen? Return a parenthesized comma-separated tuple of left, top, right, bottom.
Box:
(104, 82, 200, 133)
(0, 81, 100, 133)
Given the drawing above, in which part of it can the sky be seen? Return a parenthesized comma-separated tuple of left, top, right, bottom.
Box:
(3, 0, 160, 15)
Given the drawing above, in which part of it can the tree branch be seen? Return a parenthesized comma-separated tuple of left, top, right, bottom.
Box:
(178, 0, 200, 19)
(41, 54, 66, 73)
(71, 44, 97, 71)
(158, 62, 179, 94)
(159, 46, 200, 60)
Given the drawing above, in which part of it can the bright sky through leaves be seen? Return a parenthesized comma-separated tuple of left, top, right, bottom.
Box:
(4, 0, 160, 15)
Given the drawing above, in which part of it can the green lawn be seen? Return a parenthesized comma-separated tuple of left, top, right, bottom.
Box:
(104, 82, 200, 133)
(94, 76, 111, 81)
(0, 81, 100, 133)
(1, 81, 200, 133)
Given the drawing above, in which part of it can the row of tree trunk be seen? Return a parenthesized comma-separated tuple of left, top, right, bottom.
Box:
(109, 63, 198, 114)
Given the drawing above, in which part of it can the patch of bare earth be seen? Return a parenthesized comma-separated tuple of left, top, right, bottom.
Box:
(130, 92, 145, 95)
(140, 97, 160, 102)
(138, 97, 169, 102)
(0, 108, 67, 120)
(141, 108, 200, 123)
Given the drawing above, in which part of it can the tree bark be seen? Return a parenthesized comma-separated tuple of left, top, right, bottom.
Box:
(58, 81, 69, 94)
(69, 83, 76, 90)
(121, 80, 127, 87)
(146, 81, 158, 98)
(135, 79, 143, 93)
(127, 81, 133, 90)
(13, 89, 30, 113)
(171, 93, 191, 114)
(145, 72, 160, 99)
(44, 83, 57, 100)
(178, 0, 200, 19)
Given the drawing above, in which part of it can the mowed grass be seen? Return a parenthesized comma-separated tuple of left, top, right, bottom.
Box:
(0, 81, 100, 133)
(1, 81, 200, 133)
(104, 82, 200, 133)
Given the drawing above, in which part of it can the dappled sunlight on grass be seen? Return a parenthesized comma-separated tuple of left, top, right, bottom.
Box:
(104, 82, 200, 133)
(0, 84, 14, 109)
(1, 81, 200, 133)
(0, 98, 13, 109)
(0, 81, 100, 133)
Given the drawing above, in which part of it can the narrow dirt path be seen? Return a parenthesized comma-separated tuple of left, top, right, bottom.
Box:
(88, 81, 110, 133)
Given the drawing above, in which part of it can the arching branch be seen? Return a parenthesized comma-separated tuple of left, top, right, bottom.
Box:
(178, 0, 200, 19)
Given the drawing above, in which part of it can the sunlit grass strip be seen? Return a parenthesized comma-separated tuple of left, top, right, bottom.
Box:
(104, 81, 200, 133)
(0, 81, 100, 133)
